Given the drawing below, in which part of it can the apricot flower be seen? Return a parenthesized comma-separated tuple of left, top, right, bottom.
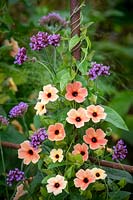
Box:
(74, 169, 95, 190)
(72, 143, 89, 161)
(18, 141, 41, 165)
(65, 81, 88, 103)
(91, 168, 107, 180)
(46, 175, 67, 196)
(83, 128, 108, 150)
(34, 101, 47, 115)
(66, 107, 89, 128)
(48, 123, 66, 141)
(38, 84, 59, 104)
(86, 105, 107, 123)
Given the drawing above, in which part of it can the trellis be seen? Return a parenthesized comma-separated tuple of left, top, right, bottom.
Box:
(0, 0, 133, 174)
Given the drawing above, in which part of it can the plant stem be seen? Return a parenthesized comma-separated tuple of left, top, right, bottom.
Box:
(53, 46, 57, 73)
(36, 60, 54, 80)
(22, 116, 29, 138)
(0, 137, 9, 200)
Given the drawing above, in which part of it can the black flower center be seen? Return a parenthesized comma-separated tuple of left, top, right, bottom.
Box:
(28, 149, 33, 155)
(80, 151, 85, 156)
(72, 91, 78, 97)
(83, 177, 89, 183)
(55, 130, 59, 135)
(76, 117, 81, 122)
(92, 112, 97, 117)
(47, 93, 51, 98)
(42, 105, 44, 109)
(91, 137, 97, 143)
(55, 154, 59, 158)
(96, 172, 100, 177)
(54, 183, 60, 188)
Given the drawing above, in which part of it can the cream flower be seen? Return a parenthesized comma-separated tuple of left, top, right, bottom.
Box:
(50, 149, 63, 163)
(34, 101, 47, 115)
(91, 168, 107, 180)
(46, 175, 67, 196)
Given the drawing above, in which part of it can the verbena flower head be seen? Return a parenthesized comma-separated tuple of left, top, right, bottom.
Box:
(83, 128, 108, 150)
(6, 168, 24, 186)
(18, 140, 41, 165)
(39, 12, 67, 27)
(88, 62, 110, 80)
(46, 175, 67, 196)
(30, 32, 49, 50)
(65, 81, 88, 103)
(112, 139, 128, 161)
(48, 34, 61, 47)
(9, 102, 28, 118)
(0, 115, 9, 126)
(74, 169, 95, 191)
(14, 47, 28, 65)
(30, 128, 48, 149)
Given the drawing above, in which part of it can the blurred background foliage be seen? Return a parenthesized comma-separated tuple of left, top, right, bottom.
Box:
(0, 0, 133, 173)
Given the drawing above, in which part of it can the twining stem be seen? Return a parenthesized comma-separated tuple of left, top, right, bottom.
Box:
(36, 60, 54, 80)
(0, 137, 9, 200)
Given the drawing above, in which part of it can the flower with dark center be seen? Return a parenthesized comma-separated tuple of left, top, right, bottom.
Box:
(74, 169, 95, 190)
(72, 143, 89, 161)
(48, 123, 66, 141)
(50, 148, 63, 163)
(112, 139, 128, 161)
(91, 168, 107, 180)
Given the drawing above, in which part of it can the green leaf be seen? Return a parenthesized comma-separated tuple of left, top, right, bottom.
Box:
(92, 182, 105, 191)
(48, 161, 67, 169)
(109, 191, 131, 200)
(102, 167, 133, 184)
(64, 165, 75, 179)
(103, 105, 129, 131)
(60, 71, 71, 91)
(33, 115, 41, 129)
(69, 34, 80, 51)
(77, 60, 89, 75)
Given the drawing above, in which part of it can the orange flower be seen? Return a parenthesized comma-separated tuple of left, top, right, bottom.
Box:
(66, 108, 89, 128)
(46, 175, 67, 196)
(72, 143, 89, 161)
(48, 123, 66, 141)
(65, 81, 88, 103)
(34, 101, 47, 115)
(74, 169, 95, 190)
(18, 141, 41, 165)
(91, 168, 107, 180)
(83, 128, 108, 150)
(86, 105, 107, 123)
(38, 84, 59, 104)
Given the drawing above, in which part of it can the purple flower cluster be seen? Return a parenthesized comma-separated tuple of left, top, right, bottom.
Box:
(30, 128, 48, 149)
(30, 32, 61, 50)
(88, 62, 110, 80)
(6, 168, 24, 186)
(9, 102, 28, 118)
(48, 34, 61, 47)
(39, 12, 67, 27)
(14, 47, 28, 65)
(0, 115, 9, 126)
(112, 139, 128, 161)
